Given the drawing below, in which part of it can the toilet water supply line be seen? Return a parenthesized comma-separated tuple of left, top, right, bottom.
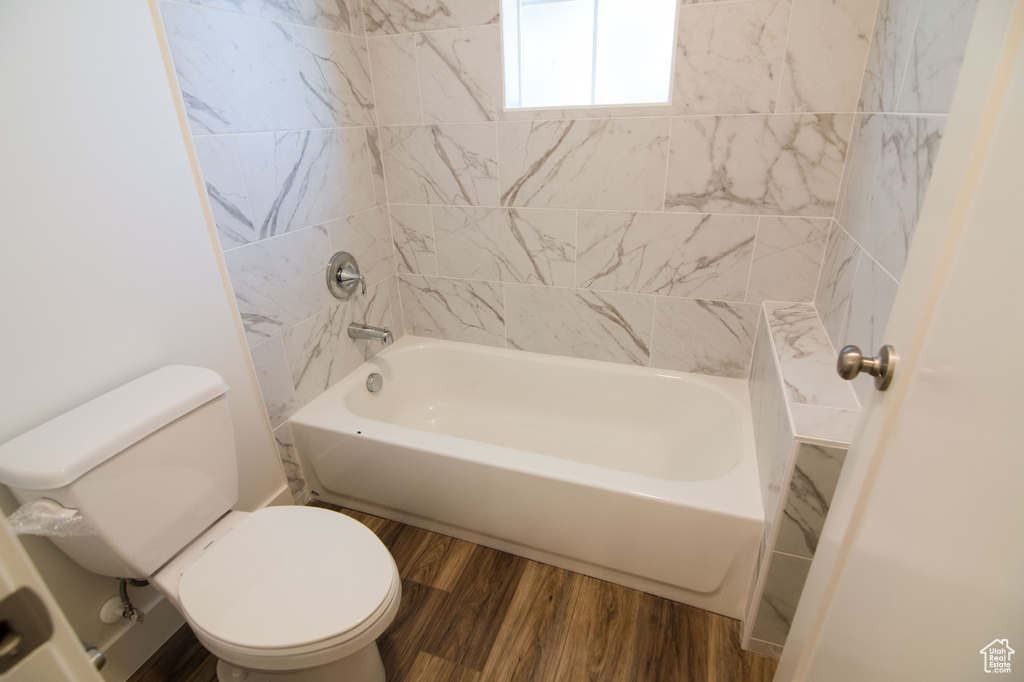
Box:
(118, 578, 149, 623)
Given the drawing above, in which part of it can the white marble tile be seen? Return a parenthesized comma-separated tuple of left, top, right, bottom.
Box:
(750, 311, 798, 532)
(665, 114, 852, 217)
(747, 217, 830, 304)
(751, 551, 812, 645)
(367, 34, 422, 125)
(399, 274, 505, 346)
(282, 302, 350, 407)
(838, 112, 945, 280)
(789, 403, 860, 445)
(833, 109, 863, 221)
(897, 0, 979, 113)
(764, 302, 860, 410)
(433, 207, 575, 286)
(505, 285, 654, 366)
(192, 135, 257, 249)
(776, 442, 847, 558)
(846, 254, 899, 356)
(390, 204, 436, 275)
(418, 25, 502, 123)
(282, 279, 393, 405)
(498, 118, 671, 211)
(651, 298, 759, 378)
(359, 279, 397, 362)
(386, 275, 406, 339)
(380, 123, 499, 206)
(844, 255, 899, 404)
(500, 103, 669, 122)
(363, 0, 499, 36)
(273, 422, 308, 502)
(576, 211, 756, 302)
(365, 128, 389, 206)
(249, 334, 299, 427)
(203, 0, 356, 33)
(234, 128, 377, 238)
(858, 0, 921, 113)
(326, 206, 396, 288)
(670, 0, 792, 114)
(223, 225, 336, 345)
(348, 0, 366, 36)
(775, 0, 878, 113)
(160, 2, 376, 133)
(814, 222, 862, 349)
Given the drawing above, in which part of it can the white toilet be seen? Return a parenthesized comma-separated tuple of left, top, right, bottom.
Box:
(0, 366, 401, 681)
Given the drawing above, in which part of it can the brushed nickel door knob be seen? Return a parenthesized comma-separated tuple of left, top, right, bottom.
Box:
(837, 344, 897, 391)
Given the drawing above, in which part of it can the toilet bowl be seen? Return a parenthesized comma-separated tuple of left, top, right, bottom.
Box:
(153, 506, 401, 681)
(0, 365, 402, 681)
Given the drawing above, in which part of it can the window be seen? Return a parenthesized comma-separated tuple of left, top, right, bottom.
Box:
(502, 0, 678, 109)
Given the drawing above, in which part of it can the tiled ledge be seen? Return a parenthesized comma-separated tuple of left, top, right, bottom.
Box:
(743, 302, 859, 658)
(762, 302, 861, 445)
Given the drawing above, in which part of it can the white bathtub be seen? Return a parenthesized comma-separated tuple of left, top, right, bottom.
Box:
(289, 336, 763, 619)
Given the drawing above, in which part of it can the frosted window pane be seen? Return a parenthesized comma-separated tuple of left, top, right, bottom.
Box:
(521, 0, 594, 108)
(593, 0, 676, 105)
(502, 0, 677, 109)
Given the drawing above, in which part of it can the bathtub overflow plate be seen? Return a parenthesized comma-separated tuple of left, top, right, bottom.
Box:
(366, 372, 383, 393)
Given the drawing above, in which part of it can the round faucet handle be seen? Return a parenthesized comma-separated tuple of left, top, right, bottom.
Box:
(338, 268, 366, 295)
(327, 252, 366, 298)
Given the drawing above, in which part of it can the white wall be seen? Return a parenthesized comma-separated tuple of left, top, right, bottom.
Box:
(0, 0, 287, 673)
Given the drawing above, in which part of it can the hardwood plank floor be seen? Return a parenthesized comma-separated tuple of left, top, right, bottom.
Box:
(128, 503, 777, 682)
(479, 561, 576, 681)
(554, 577, 641, 680)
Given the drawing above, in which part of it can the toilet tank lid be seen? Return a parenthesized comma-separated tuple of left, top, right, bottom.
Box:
(0, 366, 229, 491)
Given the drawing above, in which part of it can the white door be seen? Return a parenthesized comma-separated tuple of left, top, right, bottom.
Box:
(776, 2, 1024, 680)
(0, 519, 104, 681)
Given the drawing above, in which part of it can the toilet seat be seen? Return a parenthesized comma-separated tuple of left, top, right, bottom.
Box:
(176, 506, 399, 668)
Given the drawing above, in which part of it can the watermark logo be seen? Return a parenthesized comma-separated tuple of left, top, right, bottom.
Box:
(980, 639, 1015, 674)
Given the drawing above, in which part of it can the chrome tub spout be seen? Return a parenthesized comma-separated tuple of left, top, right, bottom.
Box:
(348, 322, 394, 346)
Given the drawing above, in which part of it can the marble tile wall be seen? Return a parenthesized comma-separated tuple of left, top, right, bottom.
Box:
(151, 0, 980, 656)
(159, 0, 403, 502)
(160, 0, 884, 499)
(748, 314, 798, 556)
(744, 0, 978, 655)
(816, 0, 979, 404)
(369, 0, 879, 378)
(747, 441, 847, 654)
(743, 305, 856, 656)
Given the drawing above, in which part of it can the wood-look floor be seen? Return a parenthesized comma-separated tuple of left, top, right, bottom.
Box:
(128, 502, 777, 682)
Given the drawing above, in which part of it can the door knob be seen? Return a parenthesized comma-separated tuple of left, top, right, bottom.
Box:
(837, 344, 897, 391)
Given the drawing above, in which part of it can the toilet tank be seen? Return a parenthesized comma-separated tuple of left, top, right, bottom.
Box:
(0, 366, 240, 579)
